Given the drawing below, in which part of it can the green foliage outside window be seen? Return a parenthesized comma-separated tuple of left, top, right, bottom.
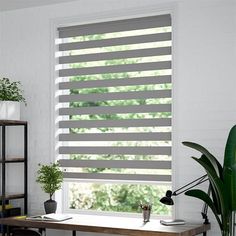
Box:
(69, 182, 170, 215)
(65, 28, 172, 216)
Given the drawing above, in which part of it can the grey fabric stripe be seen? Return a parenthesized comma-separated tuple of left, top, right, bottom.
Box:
(58, 14, 171, 38)
(59, 32, 171, 51)
(59, 104, 171, 115)
(59, 47, 171, 64)
(59, 132, 171, 141)
(59, 90, 171, 102)
(59, 146, 171, 155)
(59, 159, 171, 169)
(59, 75, 171, 90)
(59, 118, 171, 128)
(59, 61, 171, 77)
(63, 172, 171, 182)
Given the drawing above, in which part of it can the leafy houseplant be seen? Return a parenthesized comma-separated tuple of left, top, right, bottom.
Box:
(36, 162, 63, 214)
(0, 78, 26, 104)
(183, 125, 236, 236)
(0, 77, 26, 120)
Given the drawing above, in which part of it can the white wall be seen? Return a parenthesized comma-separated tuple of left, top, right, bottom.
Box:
(0, 0, 236, 235)
(174, 1, 236, 235)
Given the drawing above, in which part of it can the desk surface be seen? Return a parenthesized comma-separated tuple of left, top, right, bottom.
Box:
(0, 214, 210, 236)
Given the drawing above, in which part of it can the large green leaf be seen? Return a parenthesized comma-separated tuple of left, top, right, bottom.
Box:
(223, 166, 234, 211)
(223, 125, 236, 210)
(191, 156, 229, 229)
(183, 141, 223, 178)
(199, 154, 218, 178)
(191, 157, 225, 212)
(185, 189, 222, 230)
(197, 154, 221, 214)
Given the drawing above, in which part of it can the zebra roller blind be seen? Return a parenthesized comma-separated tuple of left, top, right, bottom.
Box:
(57, 14, 172, 183)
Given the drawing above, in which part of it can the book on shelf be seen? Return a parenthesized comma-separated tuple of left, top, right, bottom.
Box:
(0, 204, 13, 211)
(26, 213, 72, 222)
(0, 200, 9, 205)
(0, 207, 21, 233)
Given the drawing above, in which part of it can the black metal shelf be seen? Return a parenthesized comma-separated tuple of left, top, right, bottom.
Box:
(0, 157, 25, 163)
(0, 121, 28, 235)
(0, 120, 27, 126)
(0, 193, 25, 200)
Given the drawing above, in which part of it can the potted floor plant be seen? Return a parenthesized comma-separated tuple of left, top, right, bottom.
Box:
(0, 77, 26, 120)
(183, 125, 236, 236)
(36, 162, 63, 214)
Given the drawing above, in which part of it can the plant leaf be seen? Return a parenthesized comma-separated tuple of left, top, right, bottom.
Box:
(185, 189, 222, 230)
(182, 141, 223, 179)
(223, 125, 236, 210)
(197, 154, 221, 214)
(192, 156, 230, 229)
(192, 157, 221, 212)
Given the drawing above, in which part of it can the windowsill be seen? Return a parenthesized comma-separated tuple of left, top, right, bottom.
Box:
(62, 208, 171, 220)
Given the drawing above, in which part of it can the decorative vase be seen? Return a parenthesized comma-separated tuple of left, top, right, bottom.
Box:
(0, 101, 20, 120)
(142, 209, 151, 222)
(44, 199, 57, 214)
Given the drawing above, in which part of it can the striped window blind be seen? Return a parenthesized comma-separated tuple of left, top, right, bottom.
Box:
(57, 14, 172, 184)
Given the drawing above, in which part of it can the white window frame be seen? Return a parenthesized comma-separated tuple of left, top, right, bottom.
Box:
(51, 3, 178, 218)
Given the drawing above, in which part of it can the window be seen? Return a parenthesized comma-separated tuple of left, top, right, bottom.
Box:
(56, 14, 172, 216)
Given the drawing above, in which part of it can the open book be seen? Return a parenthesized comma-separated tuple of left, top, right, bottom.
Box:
(26, 213, 72, 222)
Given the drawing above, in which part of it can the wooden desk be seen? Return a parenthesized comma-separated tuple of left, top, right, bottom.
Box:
(0, 214, 210, 236)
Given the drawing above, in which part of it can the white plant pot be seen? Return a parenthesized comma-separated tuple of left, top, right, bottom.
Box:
(0, 101, 20, 120)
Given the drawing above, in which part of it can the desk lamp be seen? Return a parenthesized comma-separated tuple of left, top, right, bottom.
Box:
(160, 174, 210, 225)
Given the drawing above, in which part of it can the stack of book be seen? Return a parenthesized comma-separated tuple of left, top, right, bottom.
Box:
(0, 200, 21, 233)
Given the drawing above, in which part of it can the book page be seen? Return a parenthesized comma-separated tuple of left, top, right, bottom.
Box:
(26, 213, 72, 221)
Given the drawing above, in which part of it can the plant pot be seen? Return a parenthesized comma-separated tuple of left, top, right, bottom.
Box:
(44, 199, 57, 214)
(142, 209, 151, 222)
(0, 101, 20, 120)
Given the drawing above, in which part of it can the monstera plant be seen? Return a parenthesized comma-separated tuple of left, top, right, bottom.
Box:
(183, 125, 236, 236)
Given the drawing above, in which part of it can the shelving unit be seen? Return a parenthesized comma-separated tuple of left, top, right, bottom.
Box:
(0, 120, 28, 233)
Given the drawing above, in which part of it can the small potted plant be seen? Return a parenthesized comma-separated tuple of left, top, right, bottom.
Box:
(140, 203, 152, 222)
(36, 162, 63, 214)
(0, 77, 26, 120)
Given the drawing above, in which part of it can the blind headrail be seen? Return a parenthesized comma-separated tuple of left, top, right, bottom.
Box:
(58, 14, 171, 38)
